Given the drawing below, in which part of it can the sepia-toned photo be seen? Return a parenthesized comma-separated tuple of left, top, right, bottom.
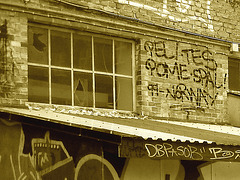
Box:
(0, 0, 240, 179)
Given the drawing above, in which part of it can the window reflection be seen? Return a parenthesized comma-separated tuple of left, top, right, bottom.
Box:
(94, 37, 113, 73)
(116, 77, 133, 111)
(73, 34, 92, 70)
(115, 41, 132, 75)
(95, 74, 113, 109)
(28, 66, 49, 103)
(51, 69, 71, 105)
(51, 30, 71, 67)
(74, 72, 93, 107)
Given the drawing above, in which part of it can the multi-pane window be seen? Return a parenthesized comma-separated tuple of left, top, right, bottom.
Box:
(228, 58, 240, 91)
(28, 25, 134, 111)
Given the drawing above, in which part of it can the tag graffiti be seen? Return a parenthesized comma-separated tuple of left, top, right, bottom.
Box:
(209, 148, 240, 160)
(145, 143, 240, 161)
(148, 83, 218, 107)
(145, 143, 205, 160)
(144, 40, 227, 108)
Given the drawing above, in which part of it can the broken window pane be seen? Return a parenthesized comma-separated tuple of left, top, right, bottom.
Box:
(116, 77, 133, 111)
(74, 72, 93, 107)
(51, 69, 71, 105)
(95, 74, 113, 109)
(73, 34, 92, 70)
(51, 30, 71, 67)
(28, 26, 48, 64)
(94, 37, 113, 73)
(28, 66, 49, 103)
(115, 41, 132, 75)
(28, 25, 133, 111)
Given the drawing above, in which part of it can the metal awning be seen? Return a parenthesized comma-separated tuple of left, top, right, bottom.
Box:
(1, 106, 240, 146)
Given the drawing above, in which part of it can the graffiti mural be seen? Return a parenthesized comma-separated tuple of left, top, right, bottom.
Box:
(144, 39, 227, 117)
(0, 117, 120, 180)
(0, 118, 39, 180)
(31, 131, 75, 179)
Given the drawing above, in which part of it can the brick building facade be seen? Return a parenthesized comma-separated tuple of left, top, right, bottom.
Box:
(0, 0, 240, 179)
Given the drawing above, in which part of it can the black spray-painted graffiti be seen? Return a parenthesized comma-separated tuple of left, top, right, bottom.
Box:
(144, 40, 227, 108)
(148, 83, 218, 107)
(146, 60, 226, 89)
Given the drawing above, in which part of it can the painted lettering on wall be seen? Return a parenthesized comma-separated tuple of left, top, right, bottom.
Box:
(147, 83, 218, 107)
(120, 138, 240, 162)
(144, 40, 227, 111)
(209, 148, 240, 160)
(145, 143, 205, 160)
(145, 143, 240, 161)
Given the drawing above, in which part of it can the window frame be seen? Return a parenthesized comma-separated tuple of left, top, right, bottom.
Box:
(228, 57, 240, 92)
(28, 23, 136, 112)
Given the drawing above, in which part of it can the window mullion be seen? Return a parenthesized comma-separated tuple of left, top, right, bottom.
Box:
(92, 36, 96, 108)
(71, 33, 74, 106)
(48, 29, 52, 104)
(113, 40, 116, 110)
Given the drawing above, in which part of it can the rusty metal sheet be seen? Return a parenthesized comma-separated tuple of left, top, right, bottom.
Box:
(120, 137, 240, 162)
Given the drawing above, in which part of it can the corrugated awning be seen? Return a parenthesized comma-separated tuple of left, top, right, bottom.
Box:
(1, 106, 240, 146)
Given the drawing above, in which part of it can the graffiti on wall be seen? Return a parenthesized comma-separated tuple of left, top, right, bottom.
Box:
(144, 40, 227, 114)
(145, 142, 206, 160)
(120, 138, 240, 162)
(0, 118, 39, 180)
(118, 0, 213, 31)
(0, 118, 120, 180)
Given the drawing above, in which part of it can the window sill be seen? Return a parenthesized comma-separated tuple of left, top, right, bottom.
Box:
(228, 90, 240, 97)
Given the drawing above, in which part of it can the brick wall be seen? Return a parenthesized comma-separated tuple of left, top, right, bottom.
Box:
(136, 37, 229, 123)
(0, 0, 238, 124)
(34, 0, 240, 42)
(0, 10, 28, 107)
